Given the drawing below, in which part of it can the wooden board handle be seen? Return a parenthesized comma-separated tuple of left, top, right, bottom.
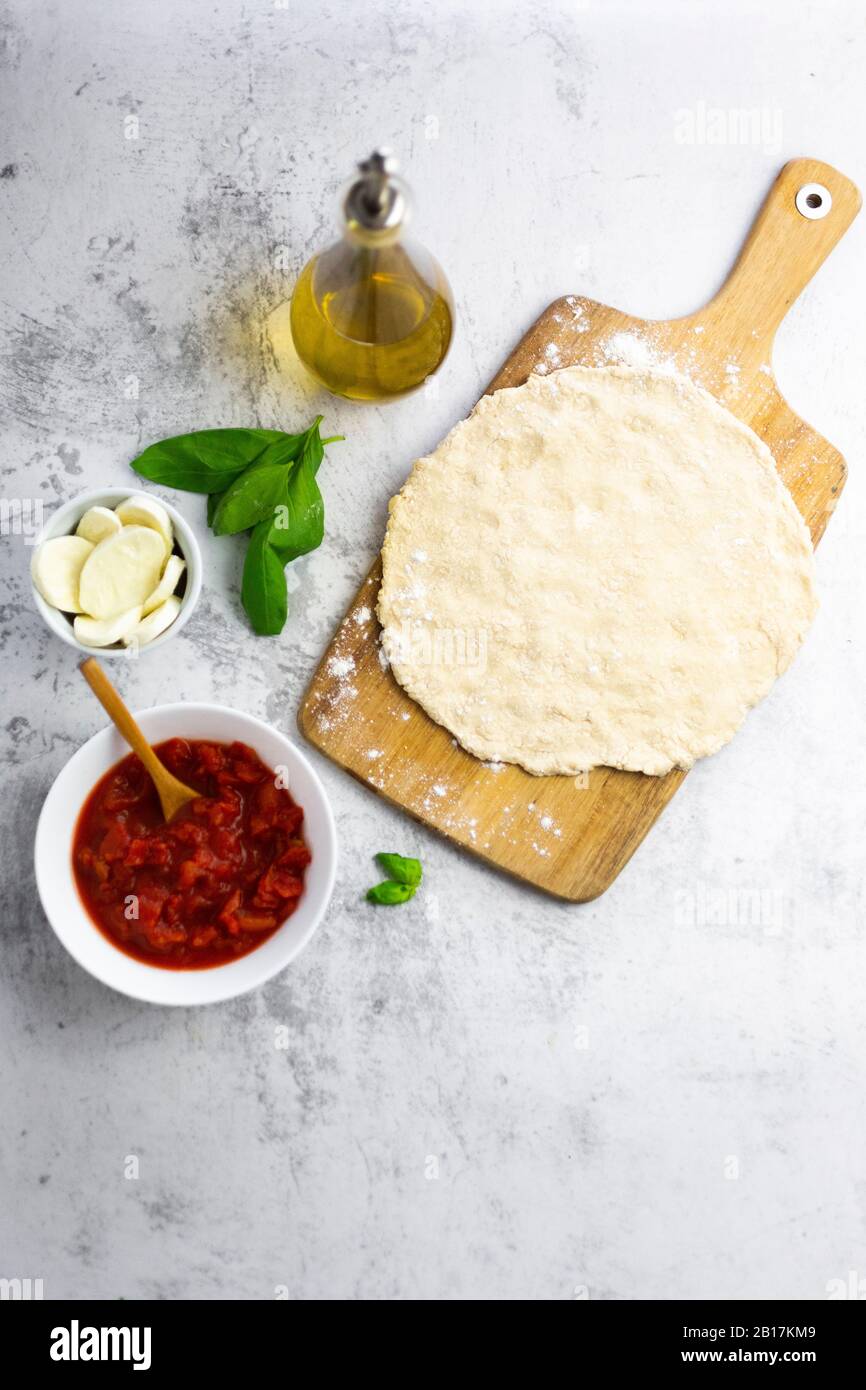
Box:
(692, 158, 861, 360)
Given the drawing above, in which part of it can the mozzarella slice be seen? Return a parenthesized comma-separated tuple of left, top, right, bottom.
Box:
(75, 505, 123, 545)
(114, 495, 173, 553)
(124, 594, 182, 647)
(78, 525, 166, 619)
(74, 605, 143, 648)
(142, 553, 185, 615)
(32, 536, 94, 613)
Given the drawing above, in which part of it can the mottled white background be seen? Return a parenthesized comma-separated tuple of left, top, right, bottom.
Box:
(2, 0, 865, 1301)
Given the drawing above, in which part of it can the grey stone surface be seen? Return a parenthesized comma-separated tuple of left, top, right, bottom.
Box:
(1, 0, 865, 1300)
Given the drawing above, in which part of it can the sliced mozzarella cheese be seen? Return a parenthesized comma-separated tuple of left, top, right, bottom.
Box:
(124, 594, 182, 647)
(142, 553, 185, 616)
(32, 535, 94, 613)
(75, 505, 123, 545)
(74, 605, 143, 648)
(115, 495, 173, 553)
(78, 525, 167, 620)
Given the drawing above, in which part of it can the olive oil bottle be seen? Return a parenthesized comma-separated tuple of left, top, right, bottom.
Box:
(290, 150, 453, 401)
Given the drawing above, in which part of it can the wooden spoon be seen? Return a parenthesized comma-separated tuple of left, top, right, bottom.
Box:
(79, 657, 199, 822)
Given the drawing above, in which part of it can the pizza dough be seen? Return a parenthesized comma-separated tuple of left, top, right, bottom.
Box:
(378, 365, 818, 776)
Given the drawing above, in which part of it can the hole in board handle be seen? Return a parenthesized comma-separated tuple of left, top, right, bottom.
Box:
(796, 182, 832, 220)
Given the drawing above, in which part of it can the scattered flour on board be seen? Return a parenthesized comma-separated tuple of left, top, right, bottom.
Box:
(530, 315, 748, 398)
(565, 295, 590, 331)
(328, 654, 355, 679)
(535, 325, 678, 379)
(599, 327, 745, 389)
(538, 810, 563, 838)
(601, 330, 680, 376)
(312, 648, 360, 733)
(533, 334, 570, 376)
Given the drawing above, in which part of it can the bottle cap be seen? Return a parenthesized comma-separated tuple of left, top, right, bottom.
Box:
(342, 149, 410, 243)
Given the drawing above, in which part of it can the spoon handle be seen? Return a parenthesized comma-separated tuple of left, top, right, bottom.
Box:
(79, 657, 169, 787)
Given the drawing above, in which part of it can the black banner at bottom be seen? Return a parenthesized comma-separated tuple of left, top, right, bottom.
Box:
(2, 1297, 864, 1373)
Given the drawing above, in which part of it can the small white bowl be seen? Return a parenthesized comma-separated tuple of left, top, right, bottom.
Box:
(35, 704, 337, 1005)
(30, 486, 203, 658)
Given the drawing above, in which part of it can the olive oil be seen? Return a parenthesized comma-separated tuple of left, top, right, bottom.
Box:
(290, 151, 453, 401)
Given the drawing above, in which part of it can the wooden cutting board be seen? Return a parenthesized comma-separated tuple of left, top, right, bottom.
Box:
(299, 158, 860, 900)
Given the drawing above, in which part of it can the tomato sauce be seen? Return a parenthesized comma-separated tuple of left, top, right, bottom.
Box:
(72, 738, 311, 969)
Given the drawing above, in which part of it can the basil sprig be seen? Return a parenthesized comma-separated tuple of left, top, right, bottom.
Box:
(366, 852, 423, 905)
(131, 418, 342, 636)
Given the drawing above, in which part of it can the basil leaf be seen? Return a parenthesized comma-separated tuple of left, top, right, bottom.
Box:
(206, 489, 225, 528)
(302, 421, 325, 477)
(241, 519, 288, 636)
(366, 881, 417, 905)
(212, 456, 297, 536)
(375, 852, 422, 887)
(269, 455, 324, 562)
(131, 428, 286, 493)
(265, 416, 332, 560)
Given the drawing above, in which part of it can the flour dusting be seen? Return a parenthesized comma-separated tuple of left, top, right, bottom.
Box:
(602, 330, 680, 376)
(328, 654, 355, 679)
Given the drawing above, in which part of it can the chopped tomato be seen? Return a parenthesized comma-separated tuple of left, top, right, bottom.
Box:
(72, 739, 311, 970)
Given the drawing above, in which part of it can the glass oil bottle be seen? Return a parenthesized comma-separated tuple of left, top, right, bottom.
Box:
(290, 150, 453, 401)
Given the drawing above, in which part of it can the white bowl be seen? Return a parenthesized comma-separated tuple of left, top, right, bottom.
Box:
(34, 704, 337, 1005)
(30, 487, 203, 657)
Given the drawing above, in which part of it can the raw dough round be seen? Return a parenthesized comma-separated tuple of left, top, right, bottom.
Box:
(378, 365, 818, 776)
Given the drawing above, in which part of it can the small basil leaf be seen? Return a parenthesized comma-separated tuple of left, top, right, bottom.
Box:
(212, 457, 296, 536)
(302, 421, 325, 477)
(366, 881, 417, 905)
(241, 519, 288, 635)
(269, 455, 324, 562)
(131, 428, 286, 493)
(375, 853, 422, 887)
